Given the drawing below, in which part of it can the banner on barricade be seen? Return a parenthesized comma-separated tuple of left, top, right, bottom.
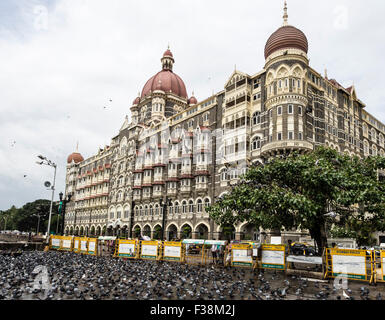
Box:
(50, 236, 61, 250)
(60, 236, 73, 251)
(117, 240, 137, 258)
(80, 238, 88, 254)
(287, 255, 323, 264)
(73, 237, 81, 253)
(330, 248, 367, 280)
(381, 251, 385, 281)
(163, 242, 182, 261)
(261, 244, 286, 270)
(141, 241, 159, 260)
(231, 244, 253, 267)
(88, 238, 98, 256)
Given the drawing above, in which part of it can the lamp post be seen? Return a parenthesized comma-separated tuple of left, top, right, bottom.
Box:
(160, 197, 172, 241)
(59, 192, 72, 236)
(36, 155, 57, 242)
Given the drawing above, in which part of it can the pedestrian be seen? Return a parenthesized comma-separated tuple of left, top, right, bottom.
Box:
(211, 244, 218, 264)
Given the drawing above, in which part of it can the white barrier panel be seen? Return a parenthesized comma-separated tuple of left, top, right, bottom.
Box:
(141, 241, 158, 259)
(51, 238, 61, 249)
(80, 240, 88, 253)
(231, 244, 253, 267)
(62, 239, 72, 250)
(261, 245, 285, 270)
(287, 256, 323, 264)
(88, 240, 97, 255)
(164, 242, 182, 261)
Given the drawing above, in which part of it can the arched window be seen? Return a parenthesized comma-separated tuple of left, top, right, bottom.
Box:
(372, 128, 377, 142)
(189, 200, 194, 213)
(252, 137, 262, 150)
(197, 199, 203, 213)
(182, 200, 187, 213)
(204, 198, 211, 212)
(221, 169, 228, 181)
(174, 201, 179, 214)
(372, 145, 378, 156)
(252, 112, 261, 126)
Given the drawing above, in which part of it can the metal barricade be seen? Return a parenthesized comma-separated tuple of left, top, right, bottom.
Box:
(324, 248, 374, 283)
(114, 239, 139, 259)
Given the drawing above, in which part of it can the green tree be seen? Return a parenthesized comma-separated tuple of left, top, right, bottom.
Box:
(1, 200, 58, 233)
(208, 147, 385, 253)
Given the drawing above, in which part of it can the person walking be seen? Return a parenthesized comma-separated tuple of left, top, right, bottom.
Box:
(211, 244, 218, 265)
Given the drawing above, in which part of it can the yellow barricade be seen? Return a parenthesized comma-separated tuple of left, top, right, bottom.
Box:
(231, 244, 254, 268)
(140, 241, 161, 261)
(259, 244, 286, 270)
(183, 240, 205, 265)
(59, 236, 73, 251)
(324, 248, 374, 283)
(162, 241, 184, 262)
(79, 237, 89, 254)
(115, 239, 139, 259)
(49, 235, 62, 250)
(87, 238, 98, 256)
(73, 237, 81, 253)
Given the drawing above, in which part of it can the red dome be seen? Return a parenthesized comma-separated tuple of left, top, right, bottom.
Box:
(141, 70, 188, 99)
(163, 49, 173, 58)
(264, 25, 308, 59)
(67, 152, 84, 164)
(188, 96, 197, 105)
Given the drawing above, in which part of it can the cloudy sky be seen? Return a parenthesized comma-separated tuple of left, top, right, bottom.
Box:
(0, 0, 384, 210)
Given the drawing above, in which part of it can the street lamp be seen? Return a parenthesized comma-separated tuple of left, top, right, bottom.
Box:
(59, 192, 72, 236)
(36, 155, 57, 242)
(160, 197, 172, 240)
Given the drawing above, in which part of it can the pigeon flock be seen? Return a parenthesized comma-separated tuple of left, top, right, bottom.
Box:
(0, 251, 384, 300)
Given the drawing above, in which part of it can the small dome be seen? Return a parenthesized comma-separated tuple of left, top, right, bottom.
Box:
(133, 97, 140, 105)
(188, 95, 197, 105)
(264, 25, 308, 59)
(163, 49, 173, 58)
(67, 152, 84, 164)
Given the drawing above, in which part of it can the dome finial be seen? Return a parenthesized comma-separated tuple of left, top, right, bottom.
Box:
(283, 1, 288, 26)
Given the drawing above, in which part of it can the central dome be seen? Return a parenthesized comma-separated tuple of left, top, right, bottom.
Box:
(141, 69, 188, 99)
(264, 25, 308, 59)
(141, 49, 188, 99)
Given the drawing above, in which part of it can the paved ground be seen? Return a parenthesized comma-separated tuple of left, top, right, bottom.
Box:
(0, 251, 384, 300)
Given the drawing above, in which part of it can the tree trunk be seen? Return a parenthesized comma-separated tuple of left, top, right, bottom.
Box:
(311, 221, 328, 255)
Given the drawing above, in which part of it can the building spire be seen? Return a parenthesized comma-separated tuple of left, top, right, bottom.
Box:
(283, 1, 288, 26)
(76, 141, 79, 152)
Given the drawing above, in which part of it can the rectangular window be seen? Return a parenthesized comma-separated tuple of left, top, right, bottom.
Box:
(288, 104, 293, 114)
(298, 106, 302, 115)
(298, 132, 303, 140)
(288, 131, 294, 140)
(277, 106, 282, 115)
(277, 132, 282, 141)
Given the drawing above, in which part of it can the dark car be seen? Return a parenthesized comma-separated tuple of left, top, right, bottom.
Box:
(290, 243, 316, 256)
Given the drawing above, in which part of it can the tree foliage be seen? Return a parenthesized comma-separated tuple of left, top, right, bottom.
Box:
(0, 199, 58, 233)
(208, 147, 385, 252)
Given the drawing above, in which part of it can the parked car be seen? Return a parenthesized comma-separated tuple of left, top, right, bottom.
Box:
(290, 242, 316, 256)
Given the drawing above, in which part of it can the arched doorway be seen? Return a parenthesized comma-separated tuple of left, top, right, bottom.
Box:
(180, 224, 192, 239)
(121, 225, 128, 239)
(196, 224, 209, 240)
(219, 225, 235, 241)
(133, 225, 141, 238)
(143, 225, 151, 238)
(70, 227, 74, 235)
(85, 226, 89, 236)
(75, 226, 79, 236)
(167, 224, 178, 241)
(90, 226, 95, 236)
(153, 225, 162, 240)
(96, 226, 101, 236)
(80, 226, 84, 236)
(240, 223, 259, 241)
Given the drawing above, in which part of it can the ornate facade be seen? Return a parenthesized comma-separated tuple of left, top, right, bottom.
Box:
(64, 3, 385, 243)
